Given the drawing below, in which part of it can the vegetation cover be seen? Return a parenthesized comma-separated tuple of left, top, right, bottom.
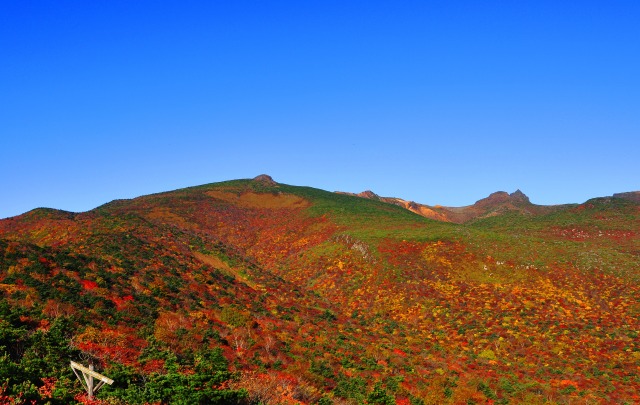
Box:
(0, 176, 638, 404)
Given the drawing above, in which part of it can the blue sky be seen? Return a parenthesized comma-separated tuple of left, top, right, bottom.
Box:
(1, 1, 639, 218)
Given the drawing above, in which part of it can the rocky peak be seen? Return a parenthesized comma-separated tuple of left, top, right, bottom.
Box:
(474, 190, 530, 208)
(510, 189, 530, 203)
(253, 174, 277, 186)
(357, 190, 380, 200)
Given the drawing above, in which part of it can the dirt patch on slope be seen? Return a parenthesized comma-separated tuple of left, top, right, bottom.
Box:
(206, 191, 310, 209)
(193, 251, 264, 290)
(193, 251, 231, 270)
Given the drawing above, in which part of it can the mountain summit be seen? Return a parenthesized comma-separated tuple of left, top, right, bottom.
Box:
(510, 189, 530, 203)
(474, 189, 531, 206)
(252, 174, 278, 186)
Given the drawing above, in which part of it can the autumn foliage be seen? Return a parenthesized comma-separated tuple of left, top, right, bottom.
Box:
(0, 178, 638, 404)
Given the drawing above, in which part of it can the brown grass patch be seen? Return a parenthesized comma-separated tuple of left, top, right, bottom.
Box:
(206, 191, 309, 209)
(145, 207, 193, 228)
(193, 251, 230, 270)
(193, 251, 264, 290)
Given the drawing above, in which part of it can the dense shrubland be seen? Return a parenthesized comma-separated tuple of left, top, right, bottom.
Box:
(0, 179, 638, 404)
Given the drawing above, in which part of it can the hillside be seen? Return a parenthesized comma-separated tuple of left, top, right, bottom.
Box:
(1, 176, 639, 404)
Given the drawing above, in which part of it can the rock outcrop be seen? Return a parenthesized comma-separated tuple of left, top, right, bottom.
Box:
(253, 174, 278, 187)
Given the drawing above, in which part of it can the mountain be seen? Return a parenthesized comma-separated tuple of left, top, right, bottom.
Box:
(337, 189, 571, 223)
(1, 175, 639, 404)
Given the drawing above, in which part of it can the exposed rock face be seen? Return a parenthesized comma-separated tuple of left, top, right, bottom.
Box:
(357, 190, 380, 200)
(253, 174, 277, 186)
(510, 189, 530, 203)
(474, 190, 531, 208)
(613, 191, 640, 204)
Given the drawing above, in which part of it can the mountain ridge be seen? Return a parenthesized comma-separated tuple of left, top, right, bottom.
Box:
(3, 174, 637, 222)
(1, 175, 639, 404)
(337, 186, 639, 223)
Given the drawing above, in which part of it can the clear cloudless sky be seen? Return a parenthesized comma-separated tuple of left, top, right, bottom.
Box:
(1, 0, 639, 218)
